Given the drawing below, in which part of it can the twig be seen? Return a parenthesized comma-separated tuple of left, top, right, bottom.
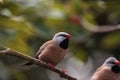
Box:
(0, 47, 77, 80)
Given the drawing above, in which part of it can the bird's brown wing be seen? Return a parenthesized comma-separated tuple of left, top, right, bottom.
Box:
(24, 40, 52, 65)
(38, 41, 67, 66)
(34, 40, 52, 59)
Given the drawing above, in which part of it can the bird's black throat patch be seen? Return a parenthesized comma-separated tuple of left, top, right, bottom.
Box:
(111, 65, 120, 73)
(59, 39, 69, 49)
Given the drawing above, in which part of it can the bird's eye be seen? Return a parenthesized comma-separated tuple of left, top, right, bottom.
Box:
(58, 34, 66, 37)
(109, 61, 114, 64)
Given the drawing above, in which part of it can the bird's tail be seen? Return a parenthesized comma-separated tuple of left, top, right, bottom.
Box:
(10, 61, 35, 71)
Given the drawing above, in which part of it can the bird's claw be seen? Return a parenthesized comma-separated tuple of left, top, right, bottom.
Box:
(48, 63, 54, 70)
(61, 69, 67, 74)
(60, 69, 67, 77)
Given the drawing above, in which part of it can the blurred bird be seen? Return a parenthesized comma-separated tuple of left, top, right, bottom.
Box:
(91, 57, 120, 80)
(24, 32, 71, 66)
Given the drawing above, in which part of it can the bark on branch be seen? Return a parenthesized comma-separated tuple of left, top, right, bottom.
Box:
(0, 47, 77, 80)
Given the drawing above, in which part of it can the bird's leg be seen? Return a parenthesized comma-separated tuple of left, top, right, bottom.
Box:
(61, 69, 67, 74)
(60, 69, 67, 77)
(48, 63, 54, 70)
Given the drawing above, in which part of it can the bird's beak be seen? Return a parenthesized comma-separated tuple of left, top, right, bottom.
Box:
(114, 61, 120, 65)
(66, 34, 71, 38)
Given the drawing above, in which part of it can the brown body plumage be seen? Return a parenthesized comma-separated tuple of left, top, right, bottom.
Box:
(91, 57, 120, 80)
(91, 66, 120, 80)
(35, 40, 67, 66)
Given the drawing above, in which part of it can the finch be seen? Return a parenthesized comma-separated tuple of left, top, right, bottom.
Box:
(91, 57, 120, 80)
(25, 32, 71, 66)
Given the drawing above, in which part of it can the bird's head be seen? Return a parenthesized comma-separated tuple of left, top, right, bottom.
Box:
(103, 57, 120, 67)
(52, 32, 71, 49)
(103, 57, 120, 73)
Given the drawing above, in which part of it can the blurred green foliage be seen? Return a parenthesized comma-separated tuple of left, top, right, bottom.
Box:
(0, 0, 120, 80)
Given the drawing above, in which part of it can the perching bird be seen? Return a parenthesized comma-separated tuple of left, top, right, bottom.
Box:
(91, 57, 120, 80)
(25, 32, 71, 66)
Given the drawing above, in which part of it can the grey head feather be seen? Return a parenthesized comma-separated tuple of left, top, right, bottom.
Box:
(103, 57, 117, 68)
(52, 32, 69, 45)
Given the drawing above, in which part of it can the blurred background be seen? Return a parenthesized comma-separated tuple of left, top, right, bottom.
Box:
(0, 0, 120, 80)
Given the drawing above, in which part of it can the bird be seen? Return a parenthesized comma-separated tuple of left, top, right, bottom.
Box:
(91, 57, 120, 80)
(24, 32, 71, 67)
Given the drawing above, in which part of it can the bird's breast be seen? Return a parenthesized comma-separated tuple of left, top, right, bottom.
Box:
(91, 67, 119, 80)
(38, 43, 67, 66)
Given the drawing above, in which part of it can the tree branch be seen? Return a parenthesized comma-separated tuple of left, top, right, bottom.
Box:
(0, 47, 77, 80)
(81, 18, 120, 33)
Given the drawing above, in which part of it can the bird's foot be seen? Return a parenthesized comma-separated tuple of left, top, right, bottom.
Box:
(48, 63, 54, 70)
(60, 69, 67, 77)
